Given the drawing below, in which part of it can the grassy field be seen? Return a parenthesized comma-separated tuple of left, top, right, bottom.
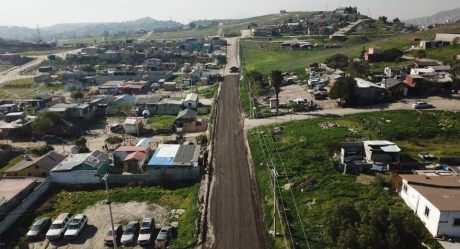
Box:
(148, 27, 218, 39)
(0, 155, 23, 174)
(241, 22, 460, 76)
(28, 185, 199, 249)
(196, 84, 218, 98)
(248, 110, 457, 248)
(0, 81, 64, 99)
(148, 115, 176, 130)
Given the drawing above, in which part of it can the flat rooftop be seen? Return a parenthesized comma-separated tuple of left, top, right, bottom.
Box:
(0, 178, 36, 202)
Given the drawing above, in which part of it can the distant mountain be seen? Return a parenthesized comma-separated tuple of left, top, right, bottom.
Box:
(0, 17, 183, 41)
(405, 7, 460, 26)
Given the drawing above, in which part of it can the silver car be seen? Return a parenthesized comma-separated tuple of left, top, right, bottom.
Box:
(121, 221, 140, 245)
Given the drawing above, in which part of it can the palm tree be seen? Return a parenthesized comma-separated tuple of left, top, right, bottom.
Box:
(269, 70, 283, 112)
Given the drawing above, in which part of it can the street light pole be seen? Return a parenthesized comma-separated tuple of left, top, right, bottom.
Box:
(103, 173, 117, 249)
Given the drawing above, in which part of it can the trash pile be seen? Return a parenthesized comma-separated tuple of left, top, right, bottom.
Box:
(319, 122, 342, 129)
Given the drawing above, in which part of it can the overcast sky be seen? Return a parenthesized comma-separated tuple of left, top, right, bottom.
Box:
(0, 0, 459, 27)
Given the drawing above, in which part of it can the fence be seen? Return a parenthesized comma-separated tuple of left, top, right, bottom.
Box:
(0, 178, 51, 235)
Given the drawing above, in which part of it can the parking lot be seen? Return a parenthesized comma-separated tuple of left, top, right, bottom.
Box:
(29, 202, 170, 249)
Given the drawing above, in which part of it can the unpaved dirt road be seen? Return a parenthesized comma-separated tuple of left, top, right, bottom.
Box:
(29, 202, 167, 249)
(206, 37, 268, 249)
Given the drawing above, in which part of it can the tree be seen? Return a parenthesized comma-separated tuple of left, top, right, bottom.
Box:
(70, 91, 84, 101)
(75, 137, 90, 153)
(105, 136, 123, 145)
(32, 112, 61, 137)
(393, 17, 401, 23)
(269, 70, 283, 112)
(325, 54, 350, 69)
(189, 22, 196, 29)
(383, 48, 403, 62)
(216, 54, 227, 66)
(329, 77, 356, 105)
(359, 46, 366, 60)
(350, 61, 369, 78)
(378, 16, 388, 24)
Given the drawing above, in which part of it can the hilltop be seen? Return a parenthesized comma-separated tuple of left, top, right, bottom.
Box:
(406, 6, 460, 26)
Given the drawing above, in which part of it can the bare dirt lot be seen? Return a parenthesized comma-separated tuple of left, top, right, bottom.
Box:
(29, 202, 167, 249)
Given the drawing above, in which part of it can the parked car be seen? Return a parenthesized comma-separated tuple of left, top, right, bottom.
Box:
(46, 213, 72, 241)
(27, 217, 51, 240)
(154, 226, 173, 248)
(64, 214, 88, 239)
(121, 221, 140, 245)
(138, 218, 155, 246)
(104, 224, 123, 247)
(110, 124, 124, 133)
(412, 101, 434, 109)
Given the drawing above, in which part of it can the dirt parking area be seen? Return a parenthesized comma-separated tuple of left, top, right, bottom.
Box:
(29, 202, 168, 249)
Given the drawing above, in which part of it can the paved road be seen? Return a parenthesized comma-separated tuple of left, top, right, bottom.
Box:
(205, 38, 268, 249)
(333, 19, 371, 36)
(0, 48, 81, 84)
(245, 95, 460, 131)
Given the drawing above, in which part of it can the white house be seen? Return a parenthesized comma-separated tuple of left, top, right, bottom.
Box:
(399, 174, 460, 238)
(184, 93, 198, 109)
(50, 150, 110, 184)
(123, 117, 142, 135)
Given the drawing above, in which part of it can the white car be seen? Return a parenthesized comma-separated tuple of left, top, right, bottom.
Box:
(137, 218, 155, 246)
(412, 101, 434, 109)
(64, 214, 88, 239)
(46, 213, 72, 241)
(121, 221, 140, 245)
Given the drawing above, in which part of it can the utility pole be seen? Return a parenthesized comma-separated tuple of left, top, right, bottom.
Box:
(103, 174, 117, 249)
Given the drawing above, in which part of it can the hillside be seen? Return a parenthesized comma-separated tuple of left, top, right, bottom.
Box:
(0, 17, 182, 41)
(406, 6, 460, 26)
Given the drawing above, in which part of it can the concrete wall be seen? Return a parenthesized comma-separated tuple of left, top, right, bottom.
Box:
(149, 167, 201, 182)
(437, 211, 460, 237)
(0, 178, 50, 235)
(50, 170, 102, 185)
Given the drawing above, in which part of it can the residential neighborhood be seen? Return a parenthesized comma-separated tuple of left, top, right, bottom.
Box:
(1, 2, 460, 249)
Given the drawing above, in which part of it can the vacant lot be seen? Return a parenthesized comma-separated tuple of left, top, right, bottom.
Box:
(248, 110, 457, 248)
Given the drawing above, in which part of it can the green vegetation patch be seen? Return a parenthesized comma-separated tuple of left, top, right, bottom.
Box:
(0, 155, 23, 174)
(148, 115, 176, 130)
(248, 110, 454, 248)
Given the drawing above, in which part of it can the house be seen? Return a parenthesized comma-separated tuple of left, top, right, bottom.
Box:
(354, 78, 385, 104)
(0, 104, 18, 114)
(0, 178, 40, 225)
(175, 108, 198, 127)
(113, 146, 150, 173)
(384, 66, 403, 78)
(5, 151, 66, 177)
(404, 74, 425, 88)
(123, 117, 142, 135)
(427, 65, 451, 74)
(379, 78, 405, 98)
(107, 94, 136, 114)
(340, 140, 401, 172)
(419, 40, 444, 49)
(156, 99, 183, 115)
(253, 27, 278, 37)
(48, 103, 95, 120)
(435, 33, 460, 43)
(399, 174, 460, 238)
(117, 80, 150, 95)
(98, 81, 123, 95)
(38, 66, 53, 73)
(50, 150, 110, 184)
(364, 48, 383, 62)
(183, 93, 198, 109)
(147, 144, 202, 182)
(136, 95, 163, 114)
(163, 82, 176, 91)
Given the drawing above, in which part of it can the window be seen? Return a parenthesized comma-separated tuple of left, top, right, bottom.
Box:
(403, 184, 408, 193)
(424, 206, 430, 217)
(454, 219, 460, 226)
